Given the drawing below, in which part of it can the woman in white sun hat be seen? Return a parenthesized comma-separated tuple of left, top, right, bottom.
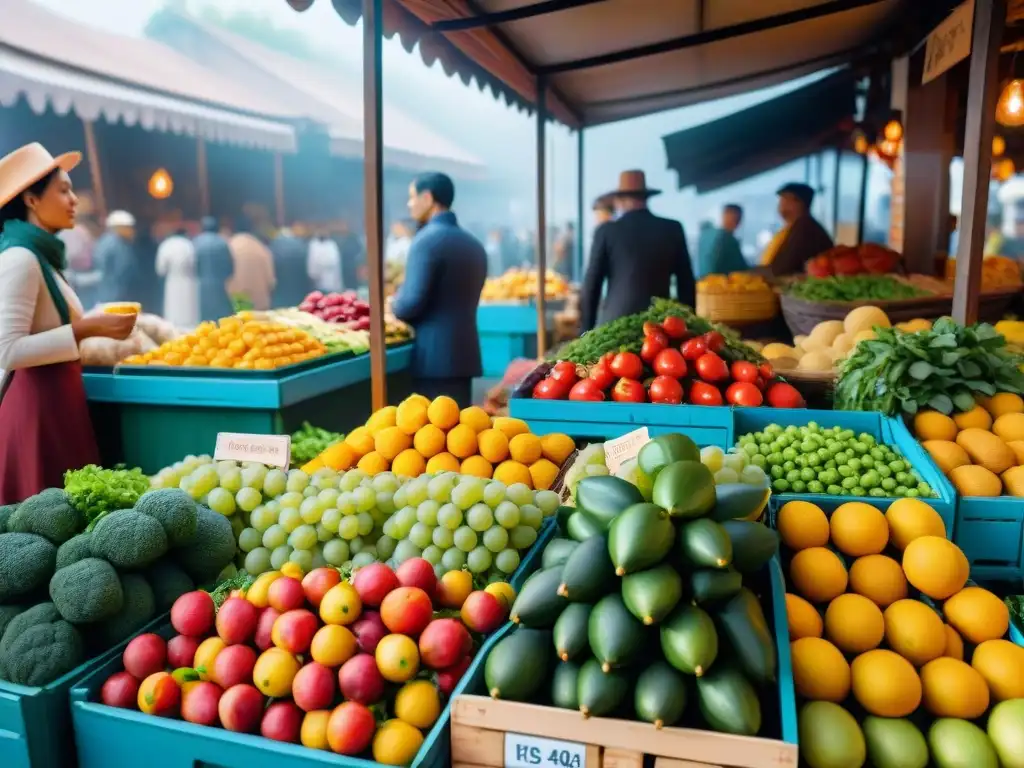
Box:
(0, 143, 136, 503)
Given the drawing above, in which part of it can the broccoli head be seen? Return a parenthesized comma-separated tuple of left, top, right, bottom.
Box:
(0, 604, 24, 642)
(88, 573, 156, 651)
(91, 510, 168, 569)
(55, 532, 93, 571)
(50, 558, 124, 624)
(0, 532, 58, 602)
(135, 489, 198, 547)
(144, 560, 194, 611)
(7, 489, 84, 545)
(174, 505, 237, 586)
(0, 504, 17, 533)
(0, 601, 84, 686)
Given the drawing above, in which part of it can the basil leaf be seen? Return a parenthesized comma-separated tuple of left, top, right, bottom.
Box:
(927, 394, 954, 413)
(909, 361, 934, 380)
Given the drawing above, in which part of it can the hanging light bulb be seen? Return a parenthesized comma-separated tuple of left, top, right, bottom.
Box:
(996, 80, 1024, 126)
(995, 157, 1016, 181)
(883, 119, 903, 142)
(148, 168, 173, 200)
(993, 135, 1007, 157)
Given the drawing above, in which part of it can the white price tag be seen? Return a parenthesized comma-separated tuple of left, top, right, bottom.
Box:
(603, 426, 651, 474)
(214, 432, 291, 469)
(505, 733, 587, 768)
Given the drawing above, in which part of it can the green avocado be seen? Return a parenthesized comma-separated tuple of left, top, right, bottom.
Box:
(542, 538, 579, 570)
(607, 503, 675, 575)
(679, 518, 733, 569)
(553, 602, 592, 662)
(709, 483, 770, 523)
(588, 593, 648, 671)
(510, 567, 566, 628)
(716, 588, 776, 683)
(696, 663, 762, 736)
(798, 701, 866, 768)
(558, 534, 616, 602)
(566, 511, 604, 542)
(484, 628, 551, 701)
(551, 661, 582, 710)
(634, 660, 688, 728)
(721, 520, 779, 573)
(575, 476, 644, 530)
(621, 564, 682, 625)
(661, 604, 718, 676)
(863, 716, 928, 768)
(577, 658, 630, 718)
(652, 460, 717, 519)
(690, 568, 743, 604)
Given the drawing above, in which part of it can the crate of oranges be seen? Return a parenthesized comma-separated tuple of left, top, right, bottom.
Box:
(121, 316, 329, 375)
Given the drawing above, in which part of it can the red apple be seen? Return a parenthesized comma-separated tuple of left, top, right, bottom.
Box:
(171, 591, 215, 638)
(302, 567, 342, 608)
(435, 655, 473, 696)
(216, 597, 259, 645)
(395, 558, 436, 597)
(327, 701, 376, 755)
(167, 635, 200, 669)
(267, 577, 306, 612)
(218, 684, 264, 733)
(292, 662, 336, 712)
(460, 591, 506, 634)
(261, 700, 303, 743)
(254, 607, 282, 651)
(418, 618, 472, 670)
(212, 644, 258, 689)
(351, 611, 388, 654)
(351, 563, 399, 607)
(101, 671, 140, 709)
(123, 633, 167, 679)
(337, 654, 385, 705)
(271, 609, 319, 654)
(181, 681, 223, 726)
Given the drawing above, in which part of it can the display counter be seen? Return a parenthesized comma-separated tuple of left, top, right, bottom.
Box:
(477, 302, 562, 378)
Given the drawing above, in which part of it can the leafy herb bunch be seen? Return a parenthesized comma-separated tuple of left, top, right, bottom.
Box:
(834, 317, 1024, 415)
(64, 464, 151, 527)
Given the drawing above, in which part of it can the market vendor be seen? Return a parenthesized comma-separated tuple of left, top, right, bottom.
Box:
(0, 143, 136, 503)
(760, 182, 834, 276)
(392, 172, 487, 405)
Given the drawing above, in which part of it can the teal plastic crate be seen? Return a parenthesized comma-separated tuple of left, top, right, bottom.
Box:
(0, 613, 167, 768)
(954, 496, 1023, 582)
(1012, 620, 1023, 647)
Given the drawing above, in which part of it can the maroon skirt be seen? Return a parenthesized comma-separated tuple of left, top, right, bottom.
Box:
(0, 360, 100, 504)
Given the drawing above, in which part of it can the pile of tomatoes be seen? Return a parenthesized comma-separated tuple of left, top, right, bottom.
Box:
(532, 317, 806, 408)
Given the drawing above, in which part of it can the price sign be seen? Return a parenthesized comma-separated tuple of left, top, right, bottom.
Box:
(603, 426, 651, 474)
(214, 433, 291, 469)
(505, 733, 586, 768)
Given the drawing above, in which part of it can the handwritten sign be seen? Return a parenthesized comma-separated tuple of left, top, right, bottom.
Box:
(505, 733, 586, 768)
(923, 0, 974, 84)
(603, 427, 651, 474)
(214, 432, 291, 469)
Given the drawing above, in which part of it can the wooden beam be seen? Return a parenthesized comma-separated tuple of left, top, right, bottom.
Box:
(363, 0, 388, 411)
(953, 0, 1005, 324)
(536, 78, 548, 359)
(432, 0, 605, 31)
(80, 118, 107, 223)
(575, 128, 585, 280)
(273, 153, 286, 228)
(856, 150, 869, 243)
(196, 138, 210, 217)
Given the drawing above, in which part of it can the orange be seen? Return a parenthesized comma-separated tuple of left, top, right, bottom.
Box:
(459, 406, 492, 432)
(427, 396, 460, 429)
(394, 680, 441, 729)
(373, 719, 425, 766)
(310, 624, 358, 667)
(460, 455, 493, 479)
(425, 452, 460, 473)
(375, 634, 420, 683)
(413, 425, 446, 458)
(253, 647, 301, 697)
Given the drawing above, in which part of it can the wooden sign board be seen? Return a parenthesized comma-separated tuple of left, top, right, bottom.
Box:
(923, 0, 974, 84)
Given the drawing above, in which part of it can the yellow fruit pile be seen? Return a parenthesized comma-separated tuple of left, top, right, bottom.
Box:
(781, 498, 1022, 724)
(696, 272, 771, 293)
(480, 268, 570, 301)
(124, 316, 327, 370)
(914, 393, 1024, 497)
(945, 255, 1022, 290)
(304, 394, 575, 489)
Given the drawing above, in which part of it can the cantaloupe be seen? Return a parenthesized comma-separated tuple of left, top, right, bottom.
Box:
(884, 497, 947, 549)
(829, 502, 889, 556)
(949, 464, 1003, 497)
(851, 649, 922, 717)
(849, 554, 908, 607)
(943, 586, 1010, 644)
(883, 599, 947, 666)
(922, 440, 971, 475)
(824, 593, 884, 654)
(791, 637, 851, 702)
(920, 657, 990, 719)
(971, 639, 1024, 700)
(901, 536, 969, 600)
(955, 428, 1015, 475)
(786, 593, 823, 640)
(844, 306, 890, 336)
(954, 405, 993, 431)
(993, 412, 1024, 443)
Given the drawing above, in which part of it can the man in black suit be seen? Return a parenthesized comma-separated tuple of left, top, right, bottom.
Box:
(581, 170, 694, 332)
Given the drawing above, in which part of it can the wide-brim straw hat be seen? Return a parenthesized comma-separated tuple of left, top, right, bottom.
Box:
(0, 143, 81, 209)
(604, 169, 661, 199)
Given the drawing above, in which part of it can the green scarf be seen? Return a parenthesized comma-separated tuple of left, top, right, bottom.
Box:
(0, 219, 71, 324)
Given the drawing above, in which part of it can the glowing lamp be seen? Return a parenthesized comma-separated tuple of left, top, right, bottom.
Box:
(853, 134, 869, 154)
(996, 80, 1024, 127)
(883, 119, 903, 142)
(148, 169, 173, 200)
(994, 157, 1016, 182)
(993, 135, 1007, 157)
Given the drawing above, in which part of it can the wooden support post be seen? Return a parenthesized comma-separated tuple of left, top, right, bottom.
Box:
(953, 0, 1005, 324)
(536, 79, 548, 359)
(273, 153, 286, 228)
(196, 138, 210, 217)
(831, 146, 842, 236)
(856, 150, 869, 244)
(80, 118, 107, 223)
(576, 128, 585, 281)
(363, 0, 388, 410)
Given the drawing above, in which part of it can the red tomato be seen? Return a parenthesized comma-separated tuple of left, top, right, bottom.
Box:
(765, 381, 806, 409)
(702, 331, 726, 353)
(725, 381, 763, 407)
(680, 337, 708, 362)
(642, 322, 665, 339)
(532, 377, 567, 400)
(611, 378, 646, 403)
(695, 352, 729, 383)
(609, 352, 643, 380)
(569, 379, 605, 402)
(648, 375, 683, 404)
(689, 381, 724, 406)
(549, 361, 579, 385)
(652, 348, 687, 378)
(588, 362, 615, 390)
(660, 315, 688, 339)
(730, 361, 759, 384)
(640, 336, 666, 364)
(759, 362, 775, 381)
(752, 376, 767, 392)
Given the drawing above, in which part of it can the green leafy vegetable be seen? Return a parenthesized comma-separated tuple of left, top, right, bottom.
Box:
(788, 275, 930, 302)
(834, 317, 1024, 415)
(63, 465, 150, 526)
(290, 422, 345, 466)
(1007, 595, 1024, 632)
(208, 569, 256, 608)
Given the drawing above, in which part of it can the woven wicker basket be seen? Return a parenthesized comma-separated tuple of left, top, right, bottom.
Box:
(696, 289, 778, 325)
(782, 369, 837, 409)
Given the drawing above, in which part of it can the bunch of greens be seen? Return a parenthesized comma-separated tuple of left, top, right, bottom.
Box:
(290, 422, 344, 466)
(64, 464, 150, 526)
(208, 569, 256, 608)
(788, 275, 929, 302)
(1007, 595, 1024, 632)
(834, 317, 1024, 415)
(552, 298, 762, 365)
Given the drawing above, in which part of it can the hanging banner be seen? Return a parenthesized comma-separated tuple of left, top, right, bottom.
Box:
(923, 0, 975, 85)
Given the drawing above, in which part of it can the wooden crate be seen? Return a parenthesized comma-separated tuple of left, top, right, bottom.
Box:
(450, 695, 798, 768)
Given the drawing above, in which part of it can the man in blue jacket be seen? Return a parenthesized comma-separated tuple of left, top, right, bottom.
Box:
(392, 172, 487, 405)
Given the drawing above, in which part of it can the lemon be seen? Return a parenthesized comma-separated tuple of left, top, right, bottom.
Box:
(320, 442, 356, 471)
(460, 455, 493, 478)
(446, 424, 479, 459)
(493, 460, 533, 487)
(366, 405, 398, 434)
(484, 581, 516, 609)
(539, 433, 575, 465)
(492, 416, 530, 440)
(509, 433, 542, 464)
(391, 449, 426, 478)
(394, 680, 442, 729)
(375, 426, 413, 461)
(396, 400, 428, 435)
(427, 396, 460, 429)
(459, 405, 492, 432)
(477, 429, 510, 463)
(345, 427, 375, 457)
(413, 424, 446, 458)
(373, 719, 425, 766)
(425, 452, 460, 473)
(528, 458, 559, 490)
(357, 451, 390, 475)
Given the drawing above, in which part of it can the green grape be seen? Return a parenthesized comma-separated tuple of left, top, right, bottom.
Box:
(392, 485, 409, 509)
(405, 477, 429, 506)
(270, 545, 293, 570)
(317, 488, 340, 507)
(238, 527, 262, 552)
(506, 482, 533, 506)
(312, 469, 339, 490)
(349, 536, 365, 554)
(243, 465, 269, 490)
(393, 507, 418, 538)
(421, 544, 444, 566)
(289, 549, 313, 572)
(534, 490, 560, 516)
(442, 547, 467, 572)
(279, 508, 302, 533)
(321, 507, 342, 533)
(482, 481, 506, 507)
(300, 497, 324, 524)
(409, 522, 434, 549)
(416, 500, 440, 526)
(230, 515, 245, 538)
(519, 504, 543, 530)
(286, 469, 310, 493)
(432, 526, 455, 549)
(336, 493, 357, 516)
(216, 460, 239, 474)
(509, 525, 538, 550)
(219, 468, 243, 493)
(433, 562, 447, 580)
(244, 546, 273, 575)
(352, 487, 376, 512)
(376, 534, 397, 559)
(303, 486, 319, 498)
(356, 512, 375, 537)
(262, 524, 288, 549)
(289, 524, 318, 551)
(208, 485, 237, 515)
(428, 475, 455, 503)
(316, 523, 334, 542)
(278, 491, 303, 510)
(235, 487, 262, 513)
(493, 501, 521, 529)
(494, 548, 521, 574)
(466, 503, 494, 532)
(451, 481, 483, 511)
(482, 525, 509, 553)
(393, 540, 422, 564)
(338, 516, 360, 540)
(249, 506, 275, 532)
(310, 546, 328, 569)
(437, 503, 463, 531)
(467, 546, 492, 574)
(323, 539, 350, 566)
(454, 526, 478, 553)
(361, 544, 379, 560)
(375, 491, 396, 517)
(191, 467, 219, 496)
(352, 551, 377, 568)
(382, 517, 400, 540)
(372, 472, 400, 493)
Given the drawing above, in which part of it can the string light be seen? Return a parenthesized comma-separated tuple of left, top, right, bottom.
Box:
(996, 79, 1024, 126)
(993, 135, 1007, 157)
(147, 168, 174, 200)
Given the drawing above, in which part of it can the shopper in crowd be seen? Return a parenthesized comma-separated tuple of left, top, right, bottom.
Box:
(156, 226, 198, 327)
(593, 195, 615, 227)
(60, 213, 101, 310)
(226, 218, 275, 311)
(335, 219, 364, 290)
(760, 182, 834, 275)
(93, 209, 138, 305)
(307, 226, 343, 294)
(193, 216, 234, 322)
(271, 225, 312, 309)
(0, 143, 135, 502)
(552, 222, 575, 276)
(392, 171, 487, 405)
(581, 170, 694, 332)
(385, 220, 413, 269)
(698, 203, 749, 277)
